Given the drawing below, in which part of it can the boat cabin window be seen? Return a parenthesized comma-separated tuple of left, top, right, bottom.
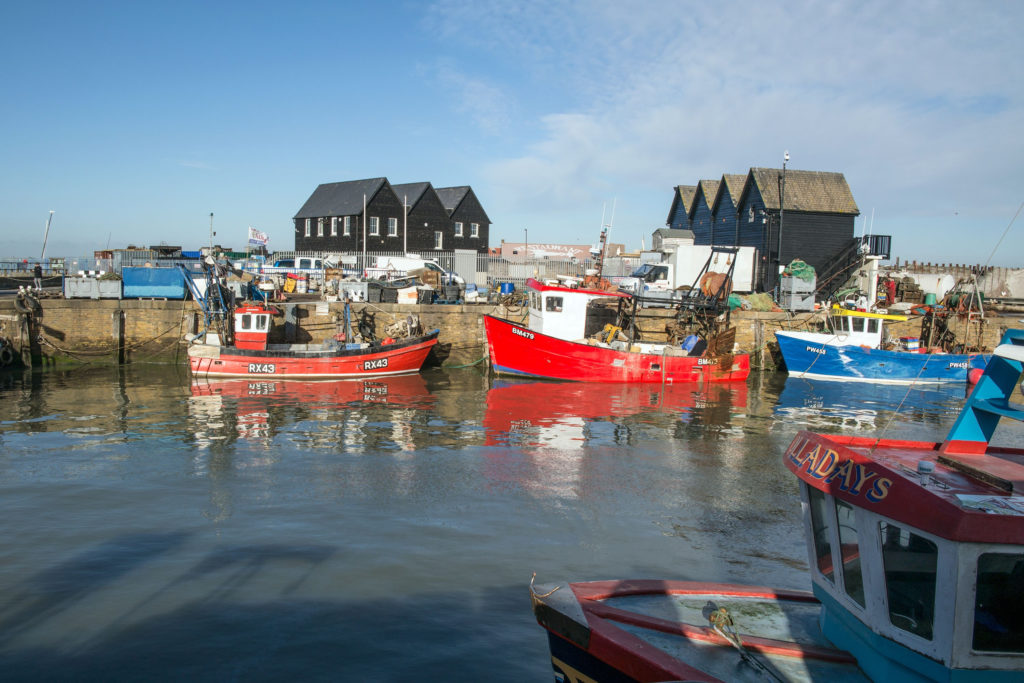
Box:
(807, 487, 835, 583)
(545, 296, 563, 312)
(530, 292, 540, 310)
(835, 499, 865, 607)
(973, 552, 1024, 653)
(879, 521, 938, 640)
(238, 313, 269, 331)
(867, 319, 879, 334)
(851, 317, 865, 333)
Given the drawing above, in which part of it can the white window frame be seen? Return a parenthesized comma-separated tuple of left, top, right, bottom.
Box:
(343, 216, 351, 236)
(304, 218, 311, 237)
(387, 217, 398, 237)
(330, 216, 337, 236)
(454, 221, 463, 237)
(434, 231, 443, 249)
(471, 222, 479, 238)
(370, 216, 380, 236)
(317, 218, 324, 237)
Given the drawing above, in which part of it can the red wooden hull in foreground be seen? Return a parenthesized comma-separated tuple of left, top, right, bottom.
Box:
(188, 331, 439, 378)
(484, 314, 749, 383)
(532, 578, 864, 683)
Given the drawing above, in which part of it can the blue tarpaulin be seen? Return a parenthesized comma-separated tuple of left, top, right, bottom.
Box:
(122, 267, 187, 299)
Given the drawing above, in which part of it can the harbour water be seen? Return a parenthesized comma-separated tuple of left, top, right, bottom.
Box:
(0, 365, 1003, 681)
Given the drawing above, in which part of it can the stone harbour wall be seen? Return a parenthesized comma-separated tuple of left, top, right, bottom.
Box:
(0, 297, 1014, 371)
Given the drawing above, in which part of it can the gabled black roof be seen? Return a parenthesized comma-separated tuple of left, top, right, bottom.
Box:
(436, 186, 491, 223)
(435, 186, 470, 215)
(391, 182, 431, 208)
(293, 177, 388, 219)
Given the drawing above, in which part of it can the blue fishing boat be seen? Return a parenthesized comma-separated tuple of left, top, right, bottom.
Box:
(775, 307, 988, 384)
(532, 328, 1024, 682)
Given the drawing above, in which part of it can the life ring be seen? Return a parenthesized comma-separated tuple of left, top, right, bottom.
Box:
(0, 346, 14, 366)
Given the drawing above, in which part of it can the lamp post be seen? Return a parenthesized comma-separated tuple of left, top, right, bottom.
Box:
(403, 195, 408, 255)
(209, 212, 214, 253)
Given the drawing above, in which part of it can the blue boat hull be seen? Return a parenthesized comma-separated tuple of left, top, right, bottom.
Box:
(776, 332, 988, 383)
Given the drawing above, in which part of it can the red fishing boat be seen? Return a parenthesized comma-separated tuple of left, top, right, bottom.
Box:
(531, 329, 1024, 681)
(187, 303, 439, 379)
(483, 278, 749, 383)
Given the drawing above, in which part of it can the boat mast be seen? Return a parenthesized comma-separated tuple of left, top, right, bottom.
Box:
(40, 210, 54, 262)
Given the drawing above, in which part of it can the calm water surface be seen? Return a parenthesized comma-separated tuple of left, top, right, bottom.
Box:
(0, 364, 1001, 681)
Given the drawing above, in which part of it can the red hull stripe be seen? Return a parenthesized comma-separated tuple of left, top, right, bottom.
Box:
(570, 579, 819, 603)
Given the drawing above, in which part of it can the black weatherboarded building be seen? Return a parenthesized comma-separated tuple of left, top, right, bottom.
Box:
(293, 177, 490, 254)
(669, 167, 861, 292)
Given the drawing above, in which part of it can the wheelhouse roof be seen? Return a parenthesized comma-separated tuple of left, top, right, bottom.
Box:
(787, 431, 1024, 544)
(526, 278, 630, 299)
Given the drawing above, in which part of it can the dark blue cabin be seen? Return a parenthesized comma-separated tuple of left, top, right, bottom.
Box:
(708, 173, 746, 246)
(666, 185, 696, 231)
(688, 179, 719, 244)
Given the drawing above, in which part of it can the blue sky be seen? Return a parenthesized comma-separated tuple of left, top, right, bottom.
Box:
(1, 0, 1021, 266)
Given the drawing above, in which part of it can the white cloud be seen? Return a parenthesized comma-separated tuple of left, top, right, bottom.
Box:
(429, 0, 1023, 259)
(430, 60, 513, 135)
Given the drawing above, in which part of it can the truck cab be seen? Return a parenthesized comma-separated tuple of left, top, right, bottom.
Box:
(618, 263, 673, 294)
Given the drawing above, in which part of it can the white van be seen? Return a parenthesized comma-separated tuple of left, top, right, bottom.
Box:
(369, 256, 464, 285)
(273, 257, 323, 270)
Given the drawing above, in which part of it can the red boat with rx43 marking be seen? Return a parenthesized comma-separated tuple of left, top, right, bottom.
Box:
(484, 275, 749, 383)
(187, 303, 438, 379)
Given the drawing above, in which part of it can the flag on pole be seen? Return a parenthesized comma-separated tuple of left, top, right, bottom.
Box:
(248, 226, 268, 246)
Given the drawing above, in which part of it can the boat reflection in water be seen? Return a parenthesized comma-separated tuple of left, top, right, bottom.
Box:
(481, 379, 749, 502)
(188, 374, 436, 449)
(775, 376, 966, 433)
(483, 379, 749, 448)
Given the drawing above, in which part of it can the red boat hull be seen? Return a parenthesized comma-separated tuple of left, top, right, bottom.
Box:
(188, 331, 439, 378)
(483, 315, 749, 383)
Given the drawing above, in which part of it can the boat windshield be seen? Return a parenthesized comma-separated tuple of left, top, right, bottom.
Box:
(880, 521, 938, 640)
(973, 552, 1024, 653)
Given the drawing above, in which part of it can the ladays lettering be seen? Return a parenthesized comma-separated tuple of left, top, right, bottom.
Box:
(788, 442, 892, 503)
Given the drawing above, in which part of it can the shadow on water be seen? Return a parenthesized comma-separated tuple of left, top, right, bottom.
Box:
(167, 543, 337, 601)
(0, 534, 546, 681)
(0, 532, 191, 646)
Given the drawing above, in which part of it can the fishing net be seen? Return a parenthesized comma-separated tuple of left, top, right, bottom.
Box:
(782, 259, 816, 282)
